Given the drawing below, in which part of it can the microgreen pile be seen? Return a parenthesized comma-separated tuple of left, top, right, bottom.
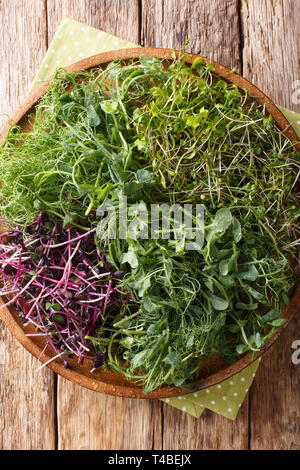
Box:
(0, 214, 127, 369)
(0, 54, 299, 392)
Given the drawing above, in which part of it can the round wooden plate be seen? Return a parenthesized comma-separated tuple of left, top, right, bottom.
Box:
(0, 47, 299, 399)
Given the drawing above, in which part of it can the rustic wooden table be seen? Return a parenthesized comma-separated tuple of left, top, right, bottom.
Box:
(0, 0, 299, 451)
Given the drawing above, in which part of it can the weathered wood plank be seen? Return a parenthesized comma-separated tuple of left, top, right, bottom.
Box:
(0, 0, 55, 450)
(46, 0, 163, 451)
(57, 378, 162, 450)
(241, 0, 300, 111)
(141, 0, 241, 70)
(162, 398, 249, 450)
(46, 0, 140, 44)
(249, 314, 300, 450)
(0, 0, 49, 129)
(0, 324, 55, 450)
(142, 0, 249, 450)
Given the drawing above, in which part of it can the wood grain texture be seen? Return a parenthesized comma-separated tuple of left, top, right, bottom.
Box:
(0, 0, 55, 450)
(46, 0, 140, 44)
(249, 314, 300, 450)
(57, 378, 162, 450)
(0, 322, 55, 450)
(0, 0, 299, 451)
(241, 0, 300, 111)
(141, 0, 241, 70)
(162, 398, 249, 450)
(0, 0, 48, 129)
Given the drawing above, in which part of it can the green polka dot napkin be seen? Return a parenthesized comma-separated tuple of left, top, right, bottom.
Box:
(32, 18, 140, 89)
(162, 359, 261, 418)
(30, 18, 300, 420)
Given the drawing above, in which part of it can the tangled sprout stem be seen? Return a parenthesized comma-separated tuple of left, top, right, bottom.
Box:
(0, 214, 128, 369)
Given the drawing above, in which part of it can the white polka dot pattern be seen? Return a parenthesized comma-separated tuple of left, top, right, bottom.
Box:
(161, 359, 261, 419)
(31, 17, 140, 90)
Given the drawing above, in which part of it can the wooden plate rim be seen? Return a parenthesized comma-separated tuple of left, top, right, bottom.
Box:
(0, 47, 299, 399)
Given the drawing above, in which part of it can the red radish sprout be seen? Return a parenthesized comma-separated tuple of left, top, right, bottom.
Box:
(0, 214, 127, 369)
